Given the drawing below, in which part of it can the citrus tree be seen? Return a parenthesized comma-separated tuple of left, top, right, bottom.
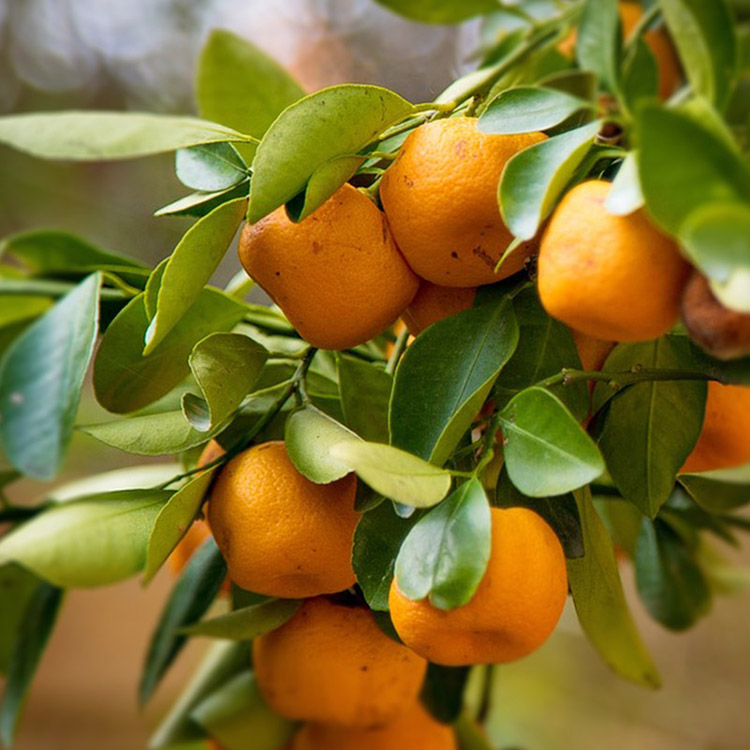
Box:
(0, 0, 749, 748)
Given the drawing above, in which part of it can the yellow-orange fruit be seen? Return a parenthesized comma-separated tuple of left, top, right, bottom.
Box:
(238, 183, 418, 350)
(538, 180, 690, 342)
(253, 597, 427, 728)
(402, 281, 477, 336)
(572, 329, 615, 372)
(681, 271, 750, 361)
(389, 507, 567, 666)
(681, 382, 750, 474)
(208, 442, 358, 598)
(380, 117, 545, 287)
(292, 701, 456, 750)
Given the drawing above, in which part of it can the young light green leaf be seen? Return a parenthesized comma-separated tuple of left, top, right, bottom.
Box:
(638, 104, 750, 235)
(0, 583, 63, 748)
(143, 470, 218, 584)
(455, 711, 494, 750)
(680, 203, 750, 313)
(395, 478, 491, 610)
(658, 0, 737, 108)
(285, 404, 360, 484)
(0, 296, 52, 329)
(567, 489, 661, 688)
(180, 599, 301, 640)
(190, 672, 296, 750)
(0, 490, 170, 587)
(139, 538, 227, 706)
(330, 441, 451, 508)
(373, 0, 500, 23)
(338, 354, 392, 443)
(94, 290, 247, 414)
(499, 120, 602, 240)
(0, 273, 99, 479)
(0, 112, 253, 161)
(390, 294, 519, 466)
(144, 198, 246, 353)
(679, 465, 750, 512)
(479, 86, 595, 135)
(80, 411, 212, 456)
(0, 565, 41, 675)
(154, 182, 250, 218)
(182, 333, 269, 432)
(46, 464, 180, 502)
(175, 143, 247, 192)
(595, 337, 707, 518)
(576, 0, 622, 95)
(499, 387, 604, 497)
(605, 151, 644, 215)
(248, 85, 414, 222)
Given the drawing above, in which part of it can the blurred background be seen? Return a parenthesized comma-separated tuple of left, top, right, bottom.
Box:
(0, 1, 749, 748)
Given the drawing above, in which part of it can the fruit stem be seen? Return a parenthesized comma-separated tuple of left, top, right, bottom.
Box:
(537, 367, 717, 390)
(476, 664, 495, 725)
(385, 327, 410, 375)
(414, 101, 457, 115)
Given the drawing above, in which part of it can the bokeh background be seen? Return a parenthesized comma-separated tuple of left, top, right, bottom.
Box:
(0, 1, 749, 748)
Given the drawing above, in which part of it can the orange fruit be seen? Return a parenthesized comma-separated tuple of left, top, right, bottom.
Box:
(253, 597, 427, 727)
(380, 117, 545, 287)
(681, 382, 750, 474)
(292, 701, 456, 750)
(389, 507, 567, 666)
(572, 329, 615, 372)
(681, 270, 750, 361)
(239, 183, 418, 350)
(538, 180, 690, 342)
(208, 441, 359, 598)
(402, 281, 477, 336)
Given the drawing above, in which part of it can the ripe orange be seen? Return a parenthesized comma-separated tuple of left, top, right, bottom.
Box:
(402, 281, 477, 336)
(380, 117, 545, 287)
(292, 701, 456, 750)
(253, 597, 427, 727)
(208, 441, 359, 598)
(239, 183, 418, 350)
(538, 180, 690, 342)
(389, 507, 567, 666)
(681, 382, 750, 474)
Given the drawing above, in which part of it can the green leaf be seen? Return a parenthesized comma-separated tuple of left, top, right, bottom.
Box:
(658, 0, 737, 108)
(635, 518, 711, 630)
(395, 477, 491, 610)
(595, 337, 707, 518)
(248, 85, 414, 223)
(94, 290, 247, 414)
(638, 104, 750, 235)
(499, 120, 602, 240)
(338, 354, 392, 443)
(139, 537, 227, 705)
(372, 0, 500, 23)
(680, 203, 750, 313)
(155, 182, 250, 218)
(285, 404, 360, 484)
(0, 296, 52, 328)
(352, 500, 418, 611)
(182, 333, 269, 432)
(80, 411, 212, 456)
(567, 489, 661, 688)
(46, 464, 180, 502)
(144, 198, 247, 353)
(191, 672, 296, 750)
(0, 490, 170, 587)
(175, 143, 247, 192)
(330, 440, 452, 508)
(679, 465, 750, 512)
(605, 151, 644, 215)
(0, 112, 253, 161)
(0, 565, 41, 675)
(576, 0, 622, 95)
(180, 599, 301, 640)
(143, 470, 218, 584)
(390, 293, 519, 465)
(478, 86, 595, 135)
(622, 38, 659, 110)
(455, 711, 494, 750)
(420, 664, 470, 725)
(0, 583, 63, 747)
(499, 387, 605, 497)
(196, 29, 304, 151)
(0, 274, 100, 479)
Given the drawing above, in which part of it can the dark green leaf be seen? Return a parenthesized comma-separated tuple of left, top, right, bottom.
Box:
(395, 477, 491, 610)
(0, 565, 41, 675)
(0, 274, 100, 479)
(567, 489, 661, 687)
(679, 465, 750, 512)
(622, 37, 659, 109)
(0, 583, 63, 747)
(372, 0, 500, 23)
(338, 354, 392, 443)
(499, 387, 605, 497)
(175, 143, 247, 192)
(180, 599, 301, 640)
(390, 293, 518, 465)
(576, 0, 622, 95)
(420, 663, 470, 724)
(499, 121, 601, 240)
(139, 537, 227, 705)
(0, 490, 170, 587)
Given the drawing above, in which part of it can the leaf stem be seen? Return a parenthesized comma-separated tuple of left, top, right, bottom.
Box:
(536, 367, 717, 391)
